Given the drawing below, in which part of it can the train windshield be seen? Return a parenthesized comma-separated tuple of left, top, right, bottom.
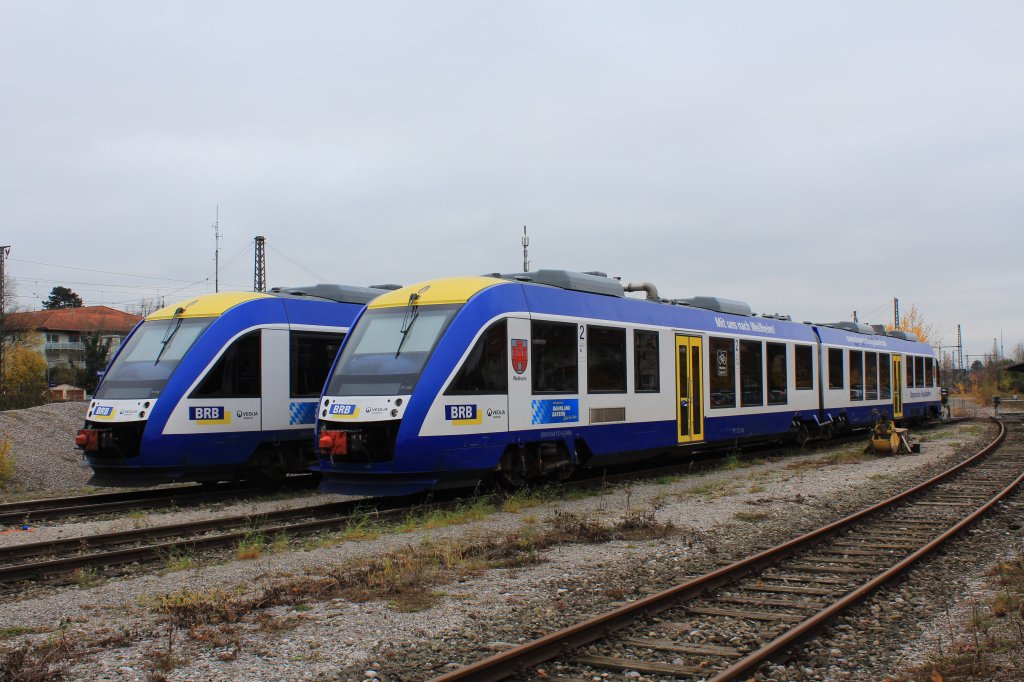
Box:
(94, 317, 213, 400)
(326, 304, 459, 396)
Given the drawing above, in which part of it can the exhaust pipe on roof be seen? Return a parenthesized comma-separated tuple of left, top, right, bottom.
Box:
(625, 281, 660, 301)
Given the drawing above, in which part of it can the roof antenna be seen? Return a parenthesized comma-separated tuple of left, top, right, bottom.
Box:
(521, 225, 530, 272)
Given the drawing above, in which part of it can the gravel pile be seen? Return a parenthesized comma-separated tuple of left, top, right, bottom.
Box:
(0, 419, 1010, 681)
(0, 401, 90, 495)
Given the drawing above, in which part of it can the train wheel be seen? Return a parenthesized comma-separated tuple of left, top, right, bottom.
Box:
(498, 442, 575, 488)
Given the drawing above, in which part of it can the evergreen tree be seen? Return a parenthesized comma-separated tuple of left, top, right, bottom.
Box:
(42, 286, 83, 309)
(77, 333, 111, 393)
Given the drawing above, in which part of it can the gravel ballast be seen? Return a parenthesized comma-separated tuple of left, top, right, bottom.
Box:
(0, 406, 1017, 681)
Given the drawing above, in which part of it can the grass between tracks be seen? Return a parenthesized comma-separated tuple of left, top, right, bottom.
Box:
(151, 507, 678, 625)
(890, 554, 1024, 681)
(0, 506, 680, 680)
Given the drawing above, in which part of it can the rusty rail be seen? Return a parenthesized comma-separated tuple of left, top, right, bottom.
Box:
(432, 419, 1008, 682)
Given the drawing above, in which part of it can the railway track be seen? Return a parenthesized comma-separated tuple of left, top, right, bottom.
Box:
(432, 418, 1016, 681)
(0, 420, 967, 595)
(0, 475, 317, 526)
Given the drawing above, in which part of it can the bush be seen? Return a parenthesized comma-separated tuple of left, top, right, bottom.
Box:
(0, 432, 13, 486)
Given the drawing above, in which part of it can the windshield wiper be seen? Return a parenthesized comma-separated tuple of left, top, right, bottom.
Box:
(394, 291, 422, 358)
(153, 307, 185, 365)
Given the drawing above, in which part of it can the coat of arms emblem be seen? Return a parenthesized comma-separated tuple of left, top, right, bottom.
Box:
(511, 339, 528, 375)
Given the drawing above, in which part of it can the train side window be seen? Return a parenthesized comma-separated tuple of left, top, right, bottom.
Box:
(914, 356, 925, 388)
(879, 353, 891, 399)
(828, 348, 844, 389)
(925, 357, 934, 387)
(740, 340, 763, 407)
(192, 331, 261, 398)
(709, 336, 735, 408)
(766, 342, 787, 405)
(448, 320, 508, 395)
(633, 330, 660, 393)
(849, 351, 863, 401)
(290, 332, 345, 398)
(795, 345, 813, 390)
(865, 352, 878, 400)
(532, 320, 578, 394)
(906, 356, 914, 389)
(587, 325, 626, 393)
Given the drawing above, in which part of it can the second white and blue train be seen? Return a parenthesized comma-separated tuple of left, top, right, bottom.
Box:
(77, 284, 394, 486)
(315, 270, 941, 496)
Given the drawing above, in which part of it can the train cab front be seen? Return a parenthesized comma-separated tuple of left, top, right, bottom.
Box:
(314, 279, 496, 496)
(77, 311, 214, 486)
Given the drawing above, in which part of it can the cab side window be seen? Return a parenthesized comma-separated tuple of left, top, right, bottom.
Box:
(290, 332, 345, 398)
(192, 331, 261, 398)
(448, 320, 508, 394)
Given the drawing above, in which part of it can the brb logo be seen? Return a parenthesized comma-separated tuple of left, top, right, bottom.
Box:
(329, 403, 360, 418)
(189, 406, 230, 424)
(445, 404, 481, 426)
(92, 405, 115, 419)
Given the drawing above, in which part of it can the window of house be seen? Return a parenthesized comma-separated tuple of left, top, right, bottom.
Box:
(849, 351, 863, 401)
(448, 320, 508, 394)
(740, 340, 763, 407)
(587, 325, 626, 393)
(192, 331, 261, 398)
(795, 345, 813, 390)
(879, 353, 891, 399)
(766, 342, 787, 405)
(633, 330, 660, 393)
(828, 348, 844, 389)
(531, 321, 578, 394)
(709, 337, 735, 409)
(290, 332, 345, 398)
(865, 352, 878, 400)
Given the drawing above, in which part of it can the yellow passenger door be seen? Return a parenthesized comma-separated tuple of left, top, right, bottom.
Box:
(675, 335, 705, 444)
(892, 355, 904, 419)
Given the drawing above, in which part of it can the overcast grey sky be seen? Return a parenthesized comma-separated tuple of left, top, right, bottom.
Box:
(1, 1, 1020, 360)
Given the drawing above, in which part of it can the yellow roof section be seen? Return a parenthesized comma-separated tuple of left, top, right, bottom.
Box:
(369, 276, 503, 309)
(147, 292, 272, 320)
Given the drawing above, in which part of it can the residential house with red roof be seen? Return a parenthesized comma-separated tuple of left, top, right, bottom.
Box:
(3, 306, 142, 381)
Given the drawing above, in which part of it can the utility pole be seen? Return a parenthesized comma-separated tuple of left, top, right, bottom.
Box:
(893, 297, 900, 329)
(213, 206, 221, 293)
(254, 236, 267, 292)
(521, 226, 530, 272)
(852, 310, 858, 322)
(0, 245, 9, 393)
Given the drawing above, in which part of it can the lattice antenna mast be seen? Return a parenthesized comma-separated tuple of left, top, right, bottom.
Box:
(893, 297, 900, 329)
(521, 225, 530, 272)
(213, 206, 221, 293)
(254, 236, 267, 292)
(957, 324, 963, 370)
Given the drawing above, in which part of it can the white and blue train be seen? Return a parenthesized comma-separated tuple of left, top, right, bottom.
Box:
(76, 284, 395, 486)
(314, 271, 941, 496)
